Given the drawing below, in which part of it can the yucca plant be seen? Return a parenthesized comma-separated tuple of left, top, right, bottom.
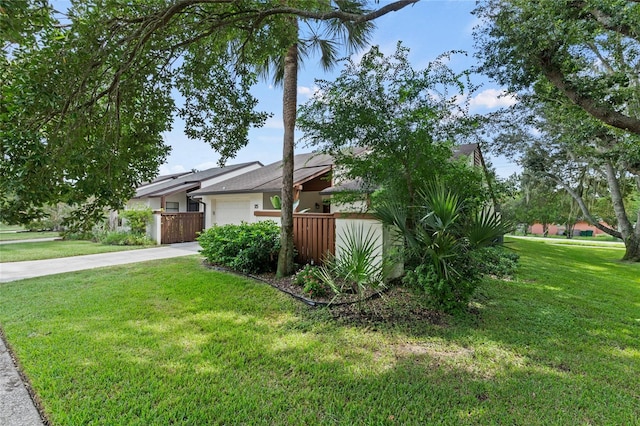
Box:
(318, 223, 387, 309)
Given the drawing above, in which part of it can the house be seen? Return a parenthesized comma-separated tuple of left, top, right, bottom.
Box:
(128, 162, 263, 244)
(129, 162, 262, 213)
(529, 221, 611, 237)
(189, 143, 486, 269)
(190, 152, 335, 228)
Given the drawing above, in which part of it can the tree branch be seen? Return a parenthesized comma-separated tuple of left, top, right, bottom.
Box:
(543, 170, 623, 239)
(538, 49, 640, 135)
(570, 1, 639, 40)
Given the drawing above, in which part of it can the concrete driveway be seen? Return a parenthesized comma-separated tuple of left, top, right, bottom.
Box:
(0, 241, 201, 283)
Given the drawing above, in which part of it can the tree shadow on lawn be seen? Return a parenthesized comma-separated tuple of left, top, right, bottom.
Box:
(1, 254, 638, 424)
(23, 301, 635, 425)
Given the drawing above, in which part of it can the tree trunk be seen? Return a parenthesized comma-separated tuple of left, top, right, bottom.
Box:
(622, 234, 640, 262)
(604, 161, 640, 262)
(565, 221, 575, 239)
(276, 40, 298, 277)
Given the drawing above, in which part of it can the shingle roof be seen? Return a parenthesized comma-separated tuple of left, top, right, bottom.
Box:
(452, 143, 479, 158)
(134, 162, 262, 198)
(191, 152, 334, 196)
(319, 143, 482, 195)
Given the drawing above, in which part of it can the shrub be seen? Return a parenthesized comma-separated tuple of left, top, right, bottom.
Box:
(317, 224, 387, 307)
(403, 257, 480, 313)
(197, 221, 281, 274)
(471, 246, 519, 278)
(294, 264, 330, 298)
(62, 231, 95, 241)
(99, 231, 154, 246)
(121, 207, 153, 235)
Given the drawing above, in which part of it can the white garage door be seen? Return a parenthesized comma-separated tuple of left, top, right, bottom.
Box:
(215, 200, 251, 225)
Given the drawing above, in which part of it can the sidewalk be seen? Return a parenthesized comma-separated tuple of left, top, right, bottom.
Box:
(0, 242, 201, 283)
(0, 237, 61, 245)
(0, 242, 202, 425)
(0, 337, 44, 426)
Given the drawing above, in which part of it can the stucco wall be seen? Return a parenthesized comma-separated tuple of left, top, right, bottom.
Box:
(335, 215, 403, 279)
(529, 221, 609, 236)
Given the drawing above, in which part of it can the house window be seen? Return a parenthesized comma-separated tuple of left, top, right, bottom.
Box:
(187, 198, 200, 212)
(165, 201, 179, 212)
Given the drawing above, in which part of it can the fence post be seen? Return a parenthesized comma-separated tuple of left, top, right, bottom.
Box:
(151, 211, 162, 245)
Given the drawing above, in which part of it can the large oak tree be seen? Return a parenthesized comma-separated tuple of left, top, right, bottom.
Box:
(474, 0, 640, 261)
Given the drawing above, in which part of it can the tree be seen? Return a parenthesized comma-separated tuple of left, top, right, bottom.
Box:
(299, 44, 512, 311)
(1, 1, 418, 275)
(298, 43, 490, 213)
(474, 0, 640, 260)
(474, 0, 640, 135)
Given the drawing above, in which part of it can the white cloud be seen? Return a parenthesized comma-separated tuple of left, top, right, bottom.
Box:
(469, 89, 517, 109)
(158, 164, 187, 176)
(264, 116, 284, 129)
(297, 85, 322, 100)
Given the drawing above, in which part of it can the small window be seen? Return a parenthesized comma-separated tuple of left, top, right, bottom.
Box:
(187, 198, 200, 212)
(165, 201, 179, 212)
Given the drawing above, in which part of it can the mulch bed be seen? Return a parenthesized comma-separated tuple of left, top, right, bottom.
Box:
(204, 262, 448, 326)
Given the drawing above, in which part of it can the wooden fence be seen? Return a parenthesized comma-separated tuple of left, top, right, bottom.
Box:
(293, 213, 335, 265)
(161, 212, 204, 244)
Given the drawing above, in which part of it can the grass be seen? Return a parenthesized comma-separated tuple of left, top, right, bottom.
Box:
(0, 223, 24, 232)
(0, 239, 638, 425)
(0, 240, 155, 262)
(0, 230, 61, 241)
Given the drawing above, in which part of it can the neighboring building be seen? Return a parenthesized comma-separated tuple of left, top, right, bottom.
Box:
(129, 162, 263, 213)
(529, 221, 611, 237)
(127, 162, 262, 244)
(190, 152, 335, 228)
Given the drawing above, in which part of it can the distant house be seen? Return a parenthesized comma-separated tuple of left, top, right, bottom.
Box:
(128, 162, 262, 244)
(129, 162, 262, 213)
(190, 152, 335, 228)
(529, 221, 611, 237)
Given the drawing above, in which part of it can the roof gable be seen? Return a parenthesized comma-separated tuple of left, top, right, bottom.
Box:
(133, 161, 262, 198)
(192, 152, 334, 196)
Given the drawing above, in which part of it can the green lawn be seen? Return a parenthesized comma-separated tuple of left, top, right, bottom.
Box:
(0, 223, 24, 232)
(0, 230, 60, 241)
(0, 240, 155, 262)
(0, 239, 638, 425)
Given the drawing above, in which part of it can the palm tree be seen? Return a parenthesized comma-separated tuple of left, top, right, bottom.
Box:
(255, 4, 377, 277)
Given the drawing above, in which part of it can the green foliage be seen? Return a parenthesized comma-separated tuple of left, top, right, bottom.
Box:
(299, 43, 488, 211)
(474, 0, 640, 260)
(376, 180, 511, 311)
(1, 1, 414, 280)
(198, 221, 281, 274)
(317, 223, 387, 307)
(474, 0, 640, 136)
(98, 231, 154, 246)
(403, 261, 479, 313)
(61, 231, 95, 241)
(23, 203, 72, 231)
(293, 264, 330, 298)
(270, 195, 282, 209)
(121, 207, 153, 235)
(470, 246, 519, 278)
